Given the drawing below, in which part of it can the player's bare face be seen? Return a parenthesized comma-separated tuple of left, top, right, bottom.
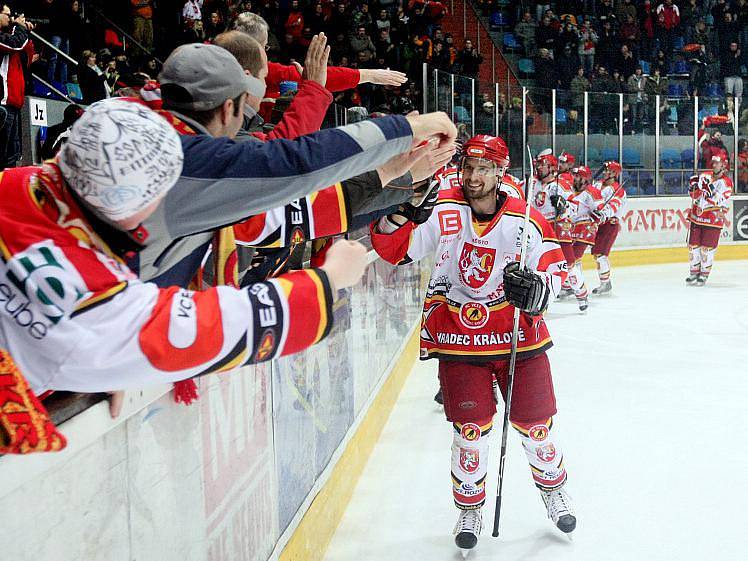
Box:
(573, 177, 585, 192)
(537, 161, 552, 180)
(713, 160, 725, 175)
(461, 158, 498, 202)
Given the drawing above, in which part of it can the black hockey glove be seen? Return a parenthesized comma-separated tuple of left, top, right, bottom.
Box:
(550, 194, 568, 213)
(688, 175, 699, 192)
(503, 262, 551, 316)
(590, 208, 605, 223)
(399, 181, 440, 224)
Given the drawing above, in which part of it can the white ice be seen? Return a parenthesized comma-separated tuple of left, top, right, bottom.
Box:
(324, 260, 748, 561)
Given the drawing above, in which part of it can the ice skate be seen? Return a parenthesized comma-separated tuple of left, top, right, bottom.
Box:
(557, 287, 574, 300)
(695, 275, 707, 287)
(685, 274, 700, 285)
(541, 487, 577, 534)
(591, 280, 612, 295)
(434, 388, 443, 405)
(577, 296, 589, 312)
(454, 508, 482, 552)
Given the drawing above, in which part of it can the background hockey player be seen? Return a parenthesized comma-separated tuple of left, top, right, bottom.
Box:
(591, 161, 627, 295)
(567, 165, 604, 311)
(529, 150, 575, 297)
(687, 155, 732, 285)
(370, 135, 577, 553)
(557, 151, 576, 185)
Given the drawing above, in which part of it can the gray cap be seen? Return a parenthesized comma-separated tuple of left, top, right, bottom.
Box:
(159, 43, 265, 111)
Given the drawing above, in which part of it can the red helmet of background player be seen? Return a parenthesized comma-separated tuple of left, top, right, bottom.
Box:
(711, 155, 727, 172)
(535, 149, 558, 168)
(461, 135, 510, 168)
(558, 151, 576, 167)
(604, 160, 622, 177)
(573, 165, 592, 181)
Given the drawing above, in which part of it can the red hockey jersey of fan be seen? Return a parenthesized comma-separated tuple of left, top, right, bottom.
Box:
(0, 165, 335, 393)
(689, 171, 732, 228)
(370, 189, 567, 361)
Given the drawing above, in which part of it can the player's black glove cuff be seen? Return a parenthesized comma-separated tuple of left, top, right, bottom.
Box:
(550, 194, 568, 212)
(399, 182, 440, 224)
(503, 262, 550, 316)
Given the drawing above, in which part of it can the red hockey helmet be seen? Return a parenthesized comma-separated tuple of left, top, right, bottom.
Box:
(461, 135, 510, 168)
(573, 165, 592, 181)
(535, 149, 558, 168)
(558, 151, 576, 166)
(604, 160, 622, 176)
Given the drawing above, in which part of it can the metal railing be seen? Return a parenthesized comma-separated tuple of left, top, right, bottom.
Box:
(423, 63, 748, 195)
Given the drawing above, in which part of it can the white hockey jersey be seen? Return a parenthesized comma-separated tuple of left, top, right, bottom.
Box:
(689, 171, 732, 228)
(528, 176, 573, 222)
(595, 181, 627, 221)
(370, 189, 567, 361)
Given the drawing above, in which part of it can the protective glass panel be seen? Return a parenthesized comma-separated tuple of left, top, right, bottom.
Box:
(658, 95, 696, 195)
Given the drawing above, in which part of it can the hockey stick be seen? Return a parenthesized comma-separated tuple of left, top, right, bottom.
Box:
(492, 145, 536, 538)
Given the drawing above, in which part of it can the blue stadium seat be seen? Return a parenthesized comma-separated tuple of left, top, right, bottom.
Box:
(674, 60, 688, 74)
(667, 105, 678, 126)
(490, 11, 508, 30)
(667, 84, 685, 97)
(503, 33, 521, 51)
(661, 148, 681, 168)
(66, 82, 83, 102)
(37, 126, 47, 143)
(673, 36, 685, 51)
(705, 14, 714, 26)
(640, 60, 651, 74)
(623, 147, 641, 167)
(704, 83, 721, 97)
(518, 58, 535, 75)
(555, 107, 567, 124)
(698, 105, 719, 121)
(681, 149, 695, 168)
(453, 105, 470, 123)
(601, 147, 618, 162)
(662, 171, 686, 193)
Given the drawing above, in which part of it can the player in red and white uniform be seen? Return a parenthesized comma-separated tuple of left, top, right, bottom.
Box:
(557, 151, 576, 185)
(591, 161, 626, 295)
(529, 150, 575, 297)
(370, 135, 577, 552)
(686, 155, 732, 285)
(566, 166, 604, 310)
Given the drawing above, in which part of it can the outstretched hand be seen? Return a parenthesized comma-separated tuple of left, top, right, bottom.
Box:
(359, 68, 408, 86)
(295, 33, 331, 87)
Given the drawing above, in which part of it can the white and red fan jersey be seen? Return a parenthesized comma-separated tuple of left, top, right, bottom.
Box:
(370, 189, 567, 361)
(568, 186, 604, 245)
(689, 171, 732, 228)
(433, 165, 525, 199)
(596, 181, 627, 221)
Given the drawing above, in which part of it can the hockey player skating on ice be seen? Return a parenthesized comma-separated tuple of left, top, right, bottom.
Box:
(371, 135, 577, 553)
(566, 165, 604, 311)
(686, 155, 732, 286)
(591, 161, 626, 295)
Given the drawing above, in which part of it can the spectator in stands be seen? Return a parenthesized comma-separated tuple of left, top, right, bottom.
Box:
(558, 20, 579, 57)
(641, 0, 656, 58)
(570, 66, 590, 112)
(596, 19, 618, 70)
(738, 0, 748, 58)
(78, 49, 110, 104)
(535, 1, 550, 24)
(351, 3, 373, 32)
(617, 44, 638, 80)
(104, 58, 119, 92)
(616, 0, 638, 24)
(308, 4, 330, 34)
(535, 48, 558, 112)
(718, 12, 740, 53)
(653, 48, 669, 74)
(535, 14, 557, 53)
(131, 0, 154, 52)
(458, 39, 482, 78)
(0, 5, 34, 169)
(183, 0, 204, 33)
(737, 138, 748, 192)
(285, 0, 304, 40)
(204, 10, 226, 41)
(591, 65, 619, 132)
(619, 13, 641, 54)
(645, 66, 669, 97)
(699, 128, 729, 166)
(557, 44, 579, 89)
(693, 19, 711, 47)
(627, 66, 648, 132)
(375, 8, 391, 34)
(578, 22, 598, 75)
(721, 41, 743, 99)
(475, 101, 495, 134)
(328, 3, 348, 38)
(515, 12, 537, 57)
(350, 25, 376, 63)
(38, 0, 70, 85)
(39, 103, 83, 160)
(679, 0, 700, 41)
(688, 43, 711, 95)
(598, 0, 618, 24)
(655, 0, 681, 56)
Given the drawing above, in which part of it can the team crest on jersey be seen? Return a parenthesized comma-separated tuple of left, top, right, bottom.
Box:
(529, 424, 549, 441)
(459, 302, 489, 329)
(460, 423, 482, 442)
(534, 191, 546, 207)
(254, 330, 276, 362)
(458, 243, 495, 289)
(459, 447, 480, 473)
(290, 227, 305, 245)
(536, 443, 557, 463)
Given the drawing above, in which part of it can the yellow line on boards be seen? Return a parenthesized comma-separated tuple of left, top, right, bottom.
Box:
(580, 245, 748, 269)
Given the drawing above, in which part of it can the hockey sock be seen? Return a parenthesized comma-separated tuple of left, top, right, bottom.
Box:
(699, 246, 716, 278)
(594, 255, 611, 282)
(451, 419, 493, 509)
(689, 245, 701, 275)
(513, 418, 567, 491)
(569, 262, 587, 297)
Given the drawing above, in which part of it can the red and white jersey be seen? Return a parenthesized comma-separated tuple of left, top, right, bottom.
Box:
(433, 165, 525, 200)
(568, 186, 603, 244)
(0, 165, 335, 394)
(689, 171, 732, 228)
(595, 180, 627, 221)
(528, 176, 573, 222)
(370, 189, 567, 361)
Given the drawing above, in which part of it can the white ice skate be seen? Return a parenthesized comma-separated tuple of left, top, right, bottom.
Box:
(577, 296, 589, 312)
(695, 275, 707, 287)
(592, 280, 612, 295)
(685, 273, 700, 285)
(557, 287, 574, 300)
(541, 487, 577, 535)
(454, 508, 483, 553)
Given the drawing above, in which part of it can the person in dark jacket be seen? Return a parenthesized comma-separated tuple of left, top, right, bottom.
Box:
(721, 41, 743, 99)
(40, 103, 83, 160)
(78, 49, 109, 104)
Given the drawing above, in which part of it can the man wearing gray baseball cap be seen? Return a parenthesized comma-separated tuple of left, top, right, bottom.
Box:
(122, 41, 455, 287)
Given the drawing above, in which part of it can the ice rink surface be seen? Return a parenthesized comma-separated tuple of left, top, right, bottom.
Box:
(325, 260, 748, 561)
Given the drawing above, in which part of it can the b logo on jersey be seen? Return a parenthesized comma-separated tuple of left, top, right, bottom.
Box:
(459, 302, 489, 329)
(459, 447, 480, 474)
(536, 443, 557, 463)
(438, 210, 462, 235)
(458, 243, 495, 289)
(534, 191, 546, 207)
(460, 423, 482, 442)
(254, 330, 276, 362)
(529, 424, 549, 441)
